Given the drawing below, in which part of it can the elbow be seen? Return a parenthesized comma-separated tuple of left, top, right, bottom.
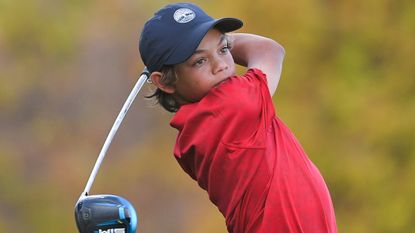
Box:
(260, 37, 285, 60)
(278, 44, 285, 58)
(269, 39, 285, 59)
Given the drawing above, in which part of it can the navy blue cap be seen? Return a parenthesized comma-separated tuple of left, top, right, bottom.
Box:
(139, 3, 243, 73)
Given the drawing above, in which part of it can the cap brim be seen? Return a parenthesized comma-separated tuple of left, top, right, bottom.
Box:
(214, 17, 243, 32)
(165, 17, 243, 66)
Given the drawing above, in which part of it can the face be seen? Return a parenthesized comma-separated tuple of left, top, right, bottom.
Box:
(171, 29, 236, 105)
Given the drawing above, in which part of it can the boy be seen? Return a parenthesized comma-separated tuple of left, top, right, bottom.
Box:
(139, 2, 337, 233)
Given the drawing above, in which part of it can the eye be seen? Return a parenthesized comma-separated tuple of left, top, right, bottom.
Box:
(219, 45, 230, 54)
(220, 40, 233, 54)
(193, 58, 206, 67)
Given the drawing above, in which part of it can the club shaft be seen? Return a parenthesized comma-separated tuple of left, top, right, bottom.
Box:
(81, 69, 149, 197)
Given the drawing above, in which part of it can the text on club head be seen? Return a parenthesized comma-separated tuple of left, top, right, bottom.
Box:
(95, 228, 125, 233)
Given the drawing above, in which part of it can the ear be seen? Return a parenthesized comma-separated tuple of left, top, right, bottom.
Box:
(149, 71, 175, 94)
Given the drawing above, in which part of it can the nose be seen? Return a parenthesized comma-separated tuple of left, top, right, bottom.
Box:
(212, 56, 228, 74)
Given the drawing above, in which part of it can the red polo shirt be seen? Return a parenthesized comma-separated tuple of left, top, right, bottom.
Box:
(170, 68, 337, 233)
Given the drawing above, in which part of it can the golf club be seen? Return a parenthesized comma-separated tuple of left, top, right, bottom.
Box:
(75, 67, 149, 233)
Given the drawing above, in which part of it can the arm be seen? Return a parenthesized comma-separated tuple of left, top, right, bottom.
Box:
(229, 33, 285, 96)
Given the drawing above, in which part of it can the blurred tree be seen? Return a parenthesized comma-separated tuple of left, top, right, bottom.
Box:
(0, 0, 414, 232)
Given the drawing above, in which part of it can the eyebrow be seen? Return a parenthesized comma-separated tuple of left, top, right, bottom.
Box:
(192, 34, 227, 55)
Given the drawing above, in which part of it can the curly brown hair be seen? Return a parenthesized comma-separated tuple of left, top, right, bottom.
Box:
(146, 66, 179, 112)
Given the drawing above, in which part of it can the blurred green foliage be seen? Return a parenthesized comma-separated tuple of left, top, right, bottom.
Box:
(0, 0, 414, 232)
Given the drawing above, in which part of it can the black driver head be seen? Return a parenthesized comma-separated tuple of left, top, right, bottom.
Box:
(75, 195, 137, 233)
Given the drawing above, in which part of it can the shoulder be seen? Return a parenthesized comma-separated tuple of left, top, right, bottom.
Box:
(200, 68, 271, 121)
(243, 68, 268, 82)
(210, 68, 268, 99)
(171, 68, 273, 128)
(207, 68, 269, 108)
(228, 68, 268, 87)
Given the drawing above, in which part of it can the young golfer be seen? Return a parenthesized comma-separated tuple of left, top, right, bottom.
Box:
(139, 2, 338, 233)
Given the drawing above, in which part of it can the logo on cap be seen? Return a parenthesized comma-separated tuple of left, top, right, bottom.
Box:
(173, 8, 196, 23)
